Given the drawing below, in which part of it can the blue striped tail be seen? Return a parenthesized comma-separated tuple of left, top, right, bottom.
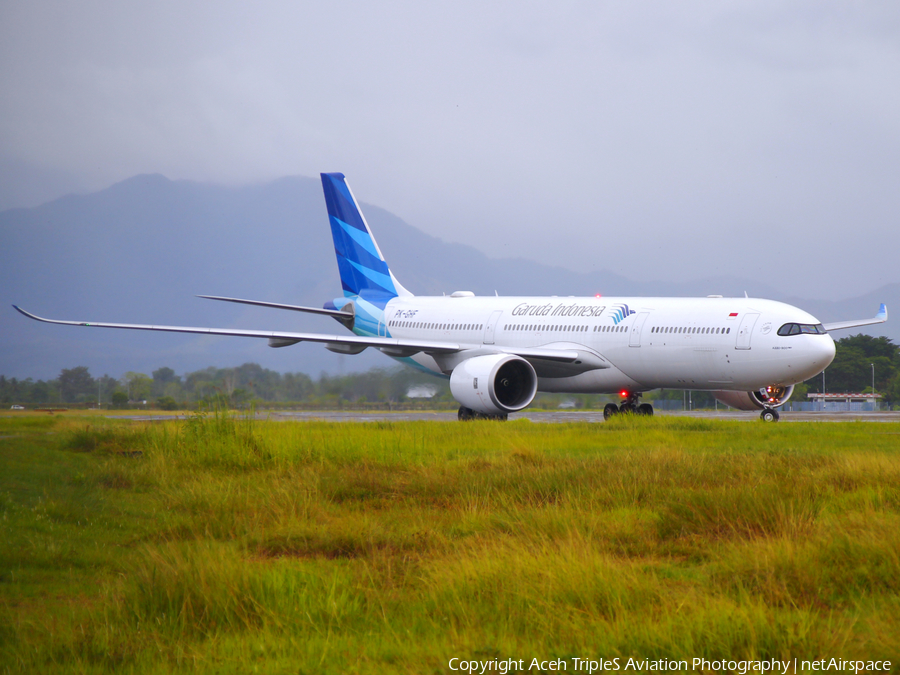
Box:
(321, 173, 408, 306)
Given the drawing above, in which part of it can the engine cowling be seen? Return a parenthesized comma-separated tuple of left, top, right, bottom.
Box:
(449, 354, 538, 415)
(713, 385, 795, 411)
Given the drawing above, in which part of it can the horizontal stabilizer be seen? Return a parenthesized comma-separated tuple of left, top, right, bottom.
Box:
(823, 303, 888, 332)
(197, 295, 353, 319)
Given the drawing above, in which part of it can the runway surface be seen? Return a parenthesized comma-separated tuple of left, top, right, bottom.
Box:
(265, 410, 900, 423)
(108, 410, 900, 423)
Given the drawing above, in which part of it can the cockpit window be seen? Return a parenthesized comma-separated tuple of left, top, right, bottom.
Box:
(777, 323, 826, 336)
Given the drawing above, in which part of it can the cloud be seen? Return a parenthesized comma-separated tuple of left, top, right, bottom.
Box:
(1, 0, 898, 298)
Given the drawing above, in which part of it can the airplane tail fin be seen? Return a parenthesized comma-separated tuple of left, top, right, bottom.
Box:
(320, 173, 412, 302)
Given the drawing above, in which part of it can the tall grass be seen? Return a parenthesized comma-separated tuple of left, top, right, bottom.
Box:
(1, 413, 898, 673)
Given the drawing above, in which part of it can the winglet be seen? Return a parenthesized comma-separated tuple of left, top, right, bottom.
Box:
(13, 305, 90, 327)
(822, 304, 888, 332)
(13, 305, 38, 320)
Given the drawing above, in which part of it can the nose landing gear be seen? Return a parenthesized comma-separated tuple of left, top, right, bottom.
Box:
(760, 407, 780, 422)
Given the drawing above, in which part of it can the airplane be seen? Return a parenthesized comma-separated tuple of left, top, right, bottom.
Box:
(14, 173, 888, 422)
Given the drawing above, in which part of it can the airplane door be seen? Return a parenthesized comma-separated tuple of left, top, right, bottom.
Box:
(735, 313, 759, 350)
(629, 312, 650, 347)
(483, 310, 503, 345)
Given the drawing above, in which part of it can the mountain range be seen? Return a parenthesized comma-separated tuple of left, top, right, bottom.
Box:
(2, 174, 896, 381)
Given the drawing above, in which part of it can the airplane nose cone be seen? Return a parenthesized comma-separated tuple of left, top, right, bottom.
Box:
(809, 334, 836, 374)
(794, 334, 835, 382)
(820, 333, 837, 367)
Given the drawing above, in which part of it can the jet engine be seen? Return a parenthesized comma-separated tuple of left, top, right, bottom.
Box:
(713, 385, 795, 411)
(450, 354, 538, 415)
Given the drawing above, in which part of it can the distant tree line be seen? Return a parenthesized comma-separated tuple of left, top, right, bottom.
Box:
(0, 363, 459, 410)
(2, 334, 898, 410)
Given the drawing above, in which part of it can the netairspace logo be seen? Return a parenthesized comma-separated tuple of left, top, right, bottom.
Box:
(447, 656, 892, 674)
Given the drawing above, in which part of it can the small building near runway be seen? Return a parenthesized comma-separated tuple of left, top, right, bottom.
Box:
(807, 392, 882, 411)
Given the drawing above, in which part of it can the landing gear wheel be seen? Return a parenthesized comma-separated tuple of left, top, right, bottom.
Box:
(459, 407, 507, 421)
(617, 391, 648, 416)
(760, 408, 780, 422)
(603, 403, 619, 420)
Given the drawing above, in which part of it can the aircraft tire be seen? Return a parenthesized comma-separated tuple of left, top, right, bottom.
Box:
(760, 408, 780, 422)
(638, 403, 654, 416)
(458, 406, 475, 421)
(603, 403, 619, 420)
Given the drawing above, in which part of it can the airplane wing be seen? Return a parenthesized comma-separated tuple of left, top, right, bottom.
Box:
(12, 305, 589, 365)
(823, 303, 887, 332)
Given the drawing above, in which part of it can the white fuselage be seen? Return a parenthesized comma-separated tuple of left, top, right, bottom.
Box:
(378, 295, 836, 394)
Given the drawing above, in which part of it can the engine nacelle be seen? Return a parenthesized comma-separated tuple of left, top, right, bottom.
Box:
(713, 385, 795, 411)
(450, 354, 538, 415)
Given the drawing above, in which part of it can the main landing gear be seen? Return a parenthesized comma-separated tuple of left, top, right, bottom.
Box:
(603, 393, 653, 420)
(760, 407, 780, 422)
(458, 406, 508, 422)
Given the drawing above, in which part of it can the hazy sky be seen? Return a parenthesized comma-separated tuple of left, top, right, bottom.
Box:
(2, 1, 898, 299)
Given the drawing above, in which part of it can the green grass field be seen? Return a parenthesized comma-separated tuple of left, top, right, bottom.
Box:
(1, 412, 898, 674)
